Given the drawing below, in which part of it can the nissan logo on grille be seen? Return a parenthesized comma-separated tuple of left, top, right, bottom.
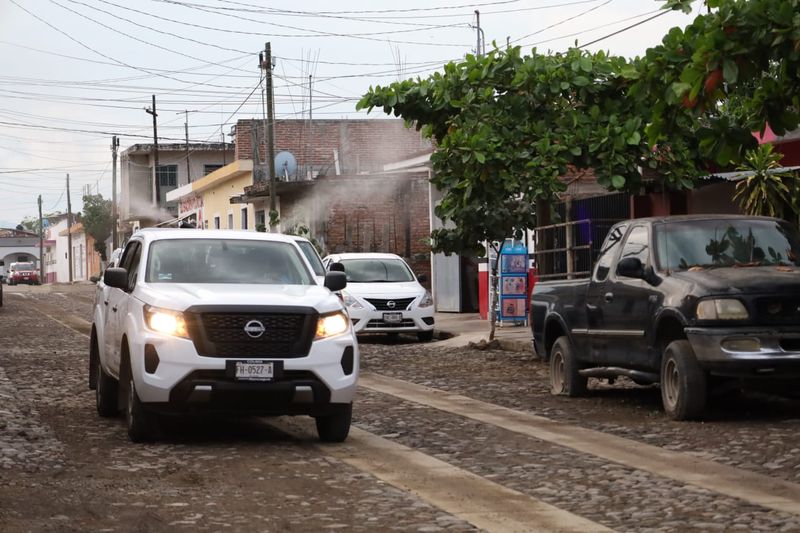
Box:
(243, 320, 266, 339)
(386, 300, 396, 309)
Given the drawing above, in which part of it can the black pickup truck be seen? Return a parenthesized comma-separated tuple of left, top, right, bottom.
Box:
(531, 215, 800, 420)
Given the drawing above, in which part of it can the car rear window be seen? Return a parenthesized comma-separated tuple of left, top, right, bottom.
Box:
(146, 239, 314, 285)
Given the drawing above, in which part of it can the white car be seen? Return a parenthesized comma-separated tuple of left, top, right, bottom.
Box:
(90, 229, 358, 443)
(292, 236, 325, 285)
(323, 253, 434, 342)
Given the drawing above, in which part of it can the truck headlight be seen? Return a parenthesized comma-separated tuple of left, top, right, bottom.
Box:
(316, 311, 350, 339)
(696, 299, 749, 321)
(341, 290, 363, 310)
(143, 305, 189, 338)
(418, 291, 433, 308)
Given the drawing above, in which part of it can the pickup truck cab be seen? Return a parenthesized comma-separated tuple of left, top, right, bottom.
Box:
(89, 229, 357, 442)
(531, 215, 800, 420)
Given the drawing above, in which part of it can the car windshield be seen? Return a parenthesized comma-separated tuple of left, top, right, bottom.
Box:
(339, 258, 415, 283)
(296, 241, 325, 277)
(13, 263, 34, 270)
(654, 219, 800, 271)
(146, 239, 314, 285)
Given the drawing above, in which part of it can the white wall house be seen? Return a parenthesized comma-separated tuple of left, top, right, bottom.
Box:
(44, 216, 70, 283)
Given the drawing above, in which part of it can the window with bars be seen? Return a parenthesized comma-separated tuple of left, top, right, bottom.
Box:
(157, 165, 178, 187)
(204, 164, 223, 175)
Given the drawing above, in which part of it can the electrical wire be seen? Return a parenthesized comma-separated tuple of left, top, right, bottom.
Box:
(578, 10, 670, 48)
(510, 0, 613, 44)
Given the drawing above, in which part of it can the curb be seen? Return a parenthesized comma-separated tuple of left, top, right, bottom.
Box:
(496, 338, 533, 354)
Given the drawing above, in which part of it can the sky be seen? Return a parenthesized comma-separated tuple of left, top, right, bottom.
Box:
(0, 0, 705, 229)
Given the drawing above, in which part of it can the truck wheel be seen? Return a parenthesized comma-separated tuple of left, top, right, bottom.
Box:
(417, 330, 434, 342)
(661, 340, 707, 421)
(549, 336, 587, 397)
(94, 336, 119, 417)
(125, 372, 156, 443)
(315, 403, 352, 443)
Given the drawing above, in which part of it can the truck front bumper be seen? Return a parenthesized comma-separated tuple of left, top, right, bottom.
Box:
(686, 327, 800, 377)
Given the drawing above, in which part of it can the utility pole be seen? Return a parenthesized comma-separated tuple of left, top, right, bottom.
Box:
(475, 10, 484, 57)
(145, 95, 160, 208)
(111, 135, 119, 251)
(221, 129, 226, 166)
(37, 194, 43, 284)
(66, 173, 73, 284)
(260, 42, 277, 231)
(177, 110, 197, 182)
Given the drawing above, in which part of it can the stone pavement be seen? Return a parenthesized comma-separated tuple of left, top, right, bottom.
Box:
(434, 312, 533, 353)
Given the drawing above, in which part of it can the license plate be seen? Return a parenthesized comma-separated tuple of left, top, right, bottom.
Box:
(383, 312, 403, 324)
(235, 361, 274, 382)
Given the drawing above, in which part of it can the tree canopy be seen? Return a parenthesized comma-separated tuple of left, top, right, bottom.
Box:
(81, 194, 112, 262)
(357, 0, 800, 260)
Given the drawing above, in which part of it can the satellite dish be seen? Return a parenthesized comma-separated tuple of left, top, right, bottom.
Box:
(274, 151, 297, 181)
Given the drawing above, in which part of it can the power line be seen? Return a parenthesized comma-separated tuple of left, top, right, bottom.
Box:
(153, 0, 472, 47)
(578, 10, 670, 48)
(511, 0, 613, 44)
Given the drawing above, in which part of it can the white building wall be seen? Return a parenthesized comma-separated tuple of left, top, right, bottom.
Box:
(71, 232, 87, 282)
(47, 218, 70, 283)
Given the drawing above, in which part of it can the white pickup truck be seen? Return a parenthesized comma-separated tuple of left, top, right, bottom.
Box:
(89, 228, 358, 442)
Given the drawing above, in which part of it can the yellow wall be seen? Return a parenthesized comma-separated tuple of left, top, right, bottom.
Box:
(201, 171, 256, 230)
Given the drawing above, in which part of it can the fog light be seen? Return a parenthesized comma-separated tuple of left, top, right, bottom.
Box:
(721, 338, 761, 352)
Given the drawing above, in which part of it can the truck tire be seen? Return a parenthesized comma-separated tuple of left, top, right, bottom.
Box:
(125, 369, 156, 443)
(661, 340, 707, 421)
(93, 334, 119, 417)
(315, 403, 352, 443)
(549, 336, 588, 397)
(417, 330, 434, 342)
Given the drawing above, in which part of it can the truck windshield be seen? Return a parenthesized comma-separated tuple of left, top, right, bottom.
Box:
(654, 219, 800, 271)
(339, 259, 415, 283)
(13, 263, 34, 270)
(146, 239, 314, 285)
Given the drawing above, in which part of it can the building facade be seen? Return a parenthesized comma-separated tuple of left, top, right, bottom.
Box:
(119, 141, 234, 234)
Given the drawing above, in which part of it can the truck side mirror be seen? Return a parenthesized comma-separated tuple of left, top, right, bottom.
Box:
(616, 257, 644, 279)
(417, 273, 428, 283)
(324, 271, 347, 292)
(104, 267, 129, 290)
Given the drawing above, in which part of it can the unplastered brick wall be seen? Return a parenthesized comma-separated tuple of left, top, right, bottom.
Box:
(280, 174, 432, 287)
(233, 119, 431, 175)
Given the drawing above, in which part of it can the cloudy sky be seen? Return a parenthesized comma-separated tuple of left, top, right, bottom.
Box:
(0, 0, 703, 228)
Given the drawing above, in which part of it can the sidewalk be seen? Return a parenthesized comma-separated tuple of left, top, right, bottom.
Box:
(434, 312, 532, 353)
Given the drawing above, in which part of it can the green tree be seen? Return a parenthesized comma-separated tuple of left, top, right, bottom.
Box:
(639, 0, 800, 167)
(733, 144, 795, 219)
(81, 194, 113, 262)
(358, 46, 678, 338)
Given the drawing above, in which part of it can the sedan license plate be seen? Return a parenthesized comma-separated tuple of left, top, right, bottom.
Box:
(235, 360, 274, 382)
(383, 312, 403, 324)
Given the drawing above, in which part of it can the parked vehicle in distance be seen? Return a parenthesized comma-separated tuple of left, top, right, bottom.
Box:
(531, 215, 800, 420)
(7, 261, 39, 285)
(90, 229, 358, 442)
(323, 252, 434, 342)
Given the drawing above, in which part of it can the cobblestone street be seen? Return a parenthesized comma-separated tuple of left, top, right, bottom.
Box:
(2, 283, 800, 532)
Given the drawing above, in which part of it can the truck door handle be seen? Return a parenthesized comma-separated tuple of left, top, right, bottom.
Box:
(604, 292, 614, 303)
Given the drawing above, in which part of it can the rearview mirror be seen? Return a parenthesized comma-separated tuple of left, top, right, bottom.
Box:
(616, 257, 644, 279)
(324, 271, 347, 292)
(417, 273, 428, 283)
(104, 267, 128, 290)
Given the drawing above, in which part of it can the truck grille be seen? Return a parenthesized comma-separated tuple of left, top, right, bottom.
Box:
(364, 297, 415, 311)
(365, 319, 415, 329)
(186, 307, 317, 359)
(754, 297, 800, 325)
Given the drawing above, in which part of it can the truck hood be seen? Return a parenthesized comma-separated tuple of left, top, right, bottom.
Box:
(669, 266, 800, 295)
(136, 283, 342, 313)
(344, 281, 425, 298)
